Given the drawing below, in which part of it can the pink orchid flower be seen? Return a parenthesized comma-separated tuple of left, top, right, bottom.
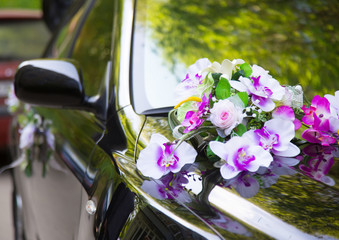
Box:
(181, 94, 211, 133)
(301, 95, 331, 132)
(181, 111, 204, 133)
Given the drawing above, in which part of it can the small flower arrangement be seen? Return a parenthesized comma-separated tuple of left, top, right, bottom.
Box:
(137, 58, 339, 198)
(1, 84, 55, 177)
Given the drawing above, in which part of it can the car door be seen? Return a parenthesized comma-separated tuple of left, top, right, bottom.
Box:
(12, 0, 115, 239)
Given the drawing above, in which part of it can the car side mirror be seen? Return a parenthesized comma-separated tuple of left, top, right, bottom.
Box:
(14, 59, 102, 115)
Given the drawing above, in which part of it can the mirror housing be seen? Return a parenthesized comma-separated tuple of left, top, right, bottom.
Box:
(15, 59, 84, 106)
(14, 59, 103, 116)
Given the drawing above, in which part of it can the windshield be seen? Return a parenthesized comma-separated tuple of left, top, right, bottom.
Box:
(132, 0, 339, 114)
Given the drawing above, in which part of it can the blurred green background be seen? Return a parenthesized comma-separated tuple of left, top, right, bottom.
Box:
(0, 0, 40, 9)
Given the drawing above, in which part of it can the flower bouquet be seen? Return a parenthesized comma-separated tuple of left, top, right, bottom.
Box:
(1, 85, 55, 177)
(137, 58, 339, 198)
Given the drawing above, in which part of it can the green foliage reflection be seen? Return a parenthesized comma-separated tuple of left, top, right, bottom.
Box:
(144, 0, 339, 98)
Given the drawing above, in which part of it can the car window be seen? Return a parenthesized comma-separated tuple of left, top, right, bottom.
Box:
(132, 0, 339, 114)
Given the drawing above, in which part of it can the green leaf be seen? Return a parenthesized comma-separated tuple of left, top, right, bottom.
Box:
(168, 109, 181, 130)
(236, 91, 249, 107)
(231, 70, 245, 80)
(197, 73, 214, 98)
(295, 124, 308, 140)
(233, 123, 247, 136)
(211, 73, 222, 82)
(206, 145, 220, 162)
(176, 101, 196, 123)
(215, 77, 231, 100)
(240, 63, 252, 77)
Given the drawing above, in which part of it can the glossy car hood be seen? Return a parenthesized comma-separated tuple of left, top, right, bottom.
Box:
(117, 114, 339, 240)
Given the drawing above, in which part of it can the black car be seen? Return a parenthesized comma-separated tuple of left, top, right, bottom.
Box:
(9, 0, 339, 239)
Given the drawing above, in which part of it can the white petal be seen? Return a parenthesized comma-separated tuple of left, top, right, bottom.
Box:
(209, 141, 228, 160)
(272, 142, 300, 157)
(247, 146, 273, 172)
(136, 143, 164, 179)
(265, 119, 295, 150)
(220, 164, 241, 179)
(150, 133, 169, 145)
(220, 59, 233, 79)
(232, 59, 245, 66)
(173, 142, 197, 172)
(329, 117, 339, 133)
(229, 80, 248, 92)
(188, 58, 212, 76)
(253, 97, 275, 112)
(203, 61, 221, 73)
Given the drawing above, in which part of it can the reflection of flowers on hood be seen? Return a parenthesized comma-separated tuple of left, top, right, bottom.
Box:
(206, 207, 252, 237)
(137, 133, 197, 179)
(299, 144, 336, 186)
(141, 172, 191, 203)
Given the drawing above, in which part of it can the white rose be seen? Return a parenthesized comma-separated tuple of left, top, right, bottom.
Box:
(210, 99, 243, 136)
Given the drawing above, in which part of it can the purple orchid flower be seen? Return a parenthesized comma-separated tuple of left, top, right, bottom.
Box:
(174, 58, 212, 104)
(229, 65, 285, 112)
(137, 133, 197, 179)
(209, 136, 273, 179)
(174, 73, 204, 103)
(243, 119, 300, 157)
